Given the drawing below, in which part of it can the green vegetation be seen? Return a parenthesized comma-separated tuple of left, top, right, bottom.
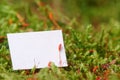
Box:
(0, 0, 120, 80)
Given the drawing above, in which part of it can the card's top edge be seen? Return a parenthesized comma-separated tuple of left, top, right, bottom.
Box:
(7, 30, 62, 35)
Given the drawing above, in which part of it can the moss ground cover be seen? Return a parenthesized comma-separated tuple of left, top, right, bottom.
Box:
(0, 0, 120, 80)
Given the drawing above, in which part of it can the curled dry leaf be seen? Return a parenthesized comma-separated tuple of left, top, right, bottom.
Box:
(48, 12, 61, 29)
(92, 66, 99, 73)
(103, 70, 110, 80)
(22, 23, 29, 27)
(0, 36, 6, 43)
(48, 12, 54, 21)
(101, 63, 109, 70)
(96, 76, 102, 80)
(16, 13, 24, 23)
(89, 49, 94, 54)
(16, 12, 29, 28)
(8, 19, 13, 25)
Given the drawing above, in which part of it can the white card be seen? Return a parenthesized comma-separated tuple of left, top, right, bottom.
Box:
(7, 30, 68, 70)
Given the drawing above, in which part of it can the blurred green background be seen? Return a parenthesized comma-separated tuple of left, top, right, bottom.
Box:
(1, 0, 120, 27)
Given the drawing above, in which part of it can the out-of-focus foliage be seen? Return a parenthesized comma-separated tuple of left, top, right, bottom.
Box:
(39, 0, 120, 25)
